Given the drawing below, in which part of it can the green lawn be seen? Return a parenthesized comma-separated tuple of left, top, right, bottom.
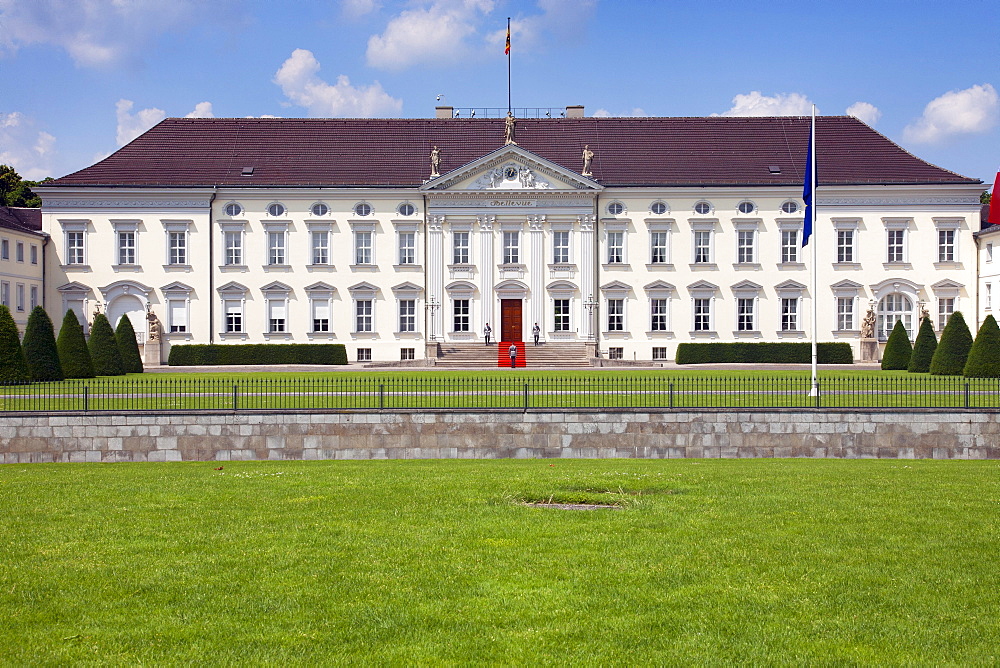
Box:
(2, 460, 998, 664)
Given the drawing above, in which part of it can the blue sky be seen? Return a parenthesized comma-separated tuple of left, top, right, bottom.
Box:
(1, 0, 998, 190)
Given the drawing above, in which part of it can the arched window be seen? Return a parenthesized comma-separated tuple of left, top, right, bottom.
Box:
(878, 293, 913, 341)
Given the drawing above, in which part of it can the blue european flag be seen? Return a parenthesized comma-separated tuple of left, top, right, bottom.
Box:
(802, 121, 814, 247)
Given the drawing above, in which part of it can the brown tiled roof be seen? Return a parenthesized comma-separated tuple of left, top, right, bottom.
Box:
(47, 116, 980, 189)
(0, 206, 43, 235)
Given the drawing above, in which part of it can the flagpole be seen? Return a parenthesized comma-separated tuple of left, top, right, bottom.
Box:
(810, 106, 818, 396)
(506, 17, 512, 115)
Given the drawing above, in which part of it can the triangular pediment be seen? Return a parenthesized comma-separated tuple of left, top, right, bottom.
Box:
(931, 279, 964, 290)
(260, 281, 292, 293)
(643, 280, 676, 292)
(775, 280, 807, 291)
(687, 280, 719, 291)
(57, 281, 93, 294)
(391, 282, 423, 294)
(217, 281, 248, 294)
(830, 279, 863, 290)
(730, 280, 763, 292)
(348, 281, 380, 294)
(304, 281, 336, 292)
(600, 280, 633, 292)
(421, 144, 603, 193)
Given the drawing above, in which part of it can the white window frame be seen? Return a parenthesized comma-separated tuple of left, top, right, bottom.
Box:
(60, 220, 89, 266)
(219, 221, 246, 267)
(452, 230, 470, 264)
(0, 281, 8, 307)
(398, 298, 416, 333)
(0, 238, 7, 260)
(15, 283, 24, 312)
(731, 282, 762, 334)
(986, 283, 992, 311)
(693, 298, 712, 332)
(266, 296, 288, 334)
(836, 296, 855, 331)
(306, 221, 334, 267)
(162, 220, 192, 268)
(833, 219, 860, 265)
(30, 244, 38, 265)
(262, 222, 289, 267)
(502, 230, 520, 265)
(690, 220, 716, 265)
(394, 222, 420, 267)
(29, 285, 38, 310)
(777, 220, 803, 265)
(355, 299, 374, 333)
(933, 218, 961, 264)
(452, 298, 471, 332)
(224, 299, 244, 333)
(553, 298, 571, 332)
(167, 297, 189, 333)
(606, 298, 625, 331)
(552, 229, 570, 264)
(988, 242, 994, 263)
(305, 283, 336, 336)
(15, 241, 23, 263)
(351, 223, 376, 266)
(775, 282, 806, 335)
(883, 218, 911, 264)
(111, 220, 139, 267)
(736, 229, 756, 264)
(938, 297, 954, 331)
(644, 281, 674, 334)
(606, 228, 626, 265)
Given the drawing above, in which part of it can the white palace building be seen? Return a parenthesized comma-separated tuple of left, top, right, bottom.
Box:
(31, 106, 986, 365)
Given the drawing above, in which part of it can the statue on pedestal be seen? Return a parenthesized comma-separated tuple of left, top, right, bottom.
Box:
(582, 145, 594, 176)
(430, 146, 441, 178)
(504, 112, 517, 145)
(861, 306, 876, 339)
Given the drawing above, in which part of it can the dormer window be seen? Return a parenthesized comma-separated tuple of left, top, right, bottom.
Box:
(223, 202, 243, 217)
(354, 203, 373, 217)
(267, 203, 286, 217)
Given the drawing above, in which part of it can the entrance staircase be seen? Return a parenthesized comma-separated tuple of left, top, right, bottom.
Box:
(433, 342, 591, 368)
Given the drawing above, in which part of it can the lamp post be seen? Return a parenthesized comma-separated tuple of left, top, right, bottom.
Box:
(584, 293, 598, 341)
(426, 296, 440, 341)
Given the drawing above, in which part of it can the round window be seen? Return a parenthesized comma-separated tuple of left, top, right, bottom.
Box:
(267, 203, 286, 217)
(781, 201, 799, 214)
(737, 201, 755, 214)
(651, 202, 668, 215)
(608, 202, 624, 215)
(354, 203, 372, 217)
(224, 202, 242, 217)
(694, 201, 712, 215)
(398, 203, 416, 216)
(311, 203, 329, 217)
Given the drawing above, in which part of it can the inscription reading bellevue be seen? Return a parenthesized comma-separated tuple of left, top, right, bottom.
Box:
(491, 199, 535, 207)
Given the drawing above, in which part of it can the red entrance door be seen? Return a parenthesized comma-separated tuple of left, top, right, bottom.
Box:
(501, 299, 522, 341)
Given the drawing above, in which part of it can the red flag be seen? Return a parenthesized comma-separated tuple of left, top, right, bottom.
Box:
(989, 171, 1000, 226)
(505, 25, 510, 55)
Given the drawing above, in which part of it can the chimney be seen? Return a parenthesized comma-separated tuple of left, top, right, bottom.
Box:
(435, 106, 454, 119)
(565, 105, 585, 118)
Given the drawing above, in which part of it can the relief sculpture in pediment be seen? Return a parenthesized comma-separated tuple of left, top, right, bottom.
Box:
(470, 163, 552, 190)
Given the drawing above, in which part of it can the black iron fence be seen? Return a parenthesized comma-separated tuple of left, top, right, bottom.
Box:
(2, 376, 1000, 412)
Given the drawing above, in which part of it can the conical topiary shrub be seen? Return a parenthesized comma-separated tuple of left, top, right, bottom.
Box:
(907, 316, 937, 373)
(881, 319, 912, 370)
(930, 311, 973, 376)
(88, 313, 124, 376)
(115, 314, 144, 374)
(22, 306, 63, 382)
(57, 309, 94, 379)
(0, 304, 29, 384)
(964, 314, 1000, 378)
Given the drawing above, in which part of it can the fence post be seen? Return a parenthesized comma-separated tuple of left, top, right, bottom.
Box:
(815, 379, 821, 409)
(83, 385, 89, 412)
(232, 383, 238, 411)
(965, 382, 970, 409)
(523, 383, 529, 411)
(669, 382, 674, 409)
(379, 383, 385, 410)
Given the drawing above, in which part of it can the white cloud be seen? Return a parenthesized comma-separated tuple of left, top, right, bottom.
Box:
(591, 108, 646, 118)
(185, 102, 215, 118)
(342, 0, 380, 19)
(0, 111, 57, 180)
(274, 49, 402, 117)
(902, 83, 1000, 144)
(115, 99, 165, 146)
(366, 0, 494, 71)
(0, 0, 244, 68)
(715, 91, 814, 117)
(846, 101, 881, 126)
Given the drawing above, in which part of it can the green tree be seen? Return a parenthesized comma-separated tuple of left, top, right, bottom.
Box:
(0, 165, 49, 208)
(930, 311, 974, 375)
(115, 315, 144, 374)
(907, 316, 937, 373)
(56, 309, 94, 379)
(880, 319, 912, 370)
(982, 190, 992, 205)
(0, 304, 29, 384)
(88, 313, 124, 376)
(964, 314, 1000, 377)
(22, 306, 63, 381)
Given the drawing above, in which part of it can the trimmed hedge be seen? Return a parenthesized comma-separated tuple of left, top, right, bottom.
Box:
(168, 343, 349, 366)
(115, 315, 144, 374)
(22, 306, 63, 382)
(675, 342, 854, 365)
(57, 309, 94, 379)
(88, 313, 125, 376)
(907, 317, 937, 373)
(880, 320, 912, 370)
(964, 314, 1000, 378)
(0, 304, 29, 384)
(930, 311, 973, 376)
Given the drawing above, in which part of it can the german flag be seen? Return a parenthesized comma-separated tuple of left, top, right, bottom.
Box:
(505, 22, 510, 55)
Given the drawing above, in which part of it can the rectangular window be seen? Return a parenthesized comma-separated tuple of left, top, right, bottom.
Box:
(607, 231, 624, 264)
(29, 285, 38, 310)
(400, 348, 415, 361)
(16, 242, 24, 262)
(15, 284, 24, 311)
(650, 299, 668, 331)
(67, 231, 85, 264)
(608, 347, 623, 360)
(781, 230, 798, 263)
(694, 230, 712, 263)
(169, 299, 187, 333)
(781, 298, 799, 331)
(225, 231, 243, 265)
(837, 297, 854, 331)
(652, 347, 669, 361)
(224, 300, 242, 333)
(399, 299, 415, 332)
(737, 298, 755, 331)
(552, 230, 570, 264)
(988, 243, 994, 263)
(553, 299, 570, 331)
(607, 299, 624, 331)
(268, 231, 285, 265)
(357, 348, 372, 362)
(503, 231, 519, 264)
(693, 298, 711, 331)
(938, 298, 954, 331)
(118, 231, 136, 265)
(30, 245, 38, 264)
(938, 229, 955, 262)
(988, 284, 993, 310)
(0, 281, 8, 307)
(311, 231, 329, 265)
(453, 299, 470, 332)
(312, 299, 330, 332)
(355, 231, 373, 265)
(650, 231, 668, 264)
(453, 232, 469, 264)
(355, 299, 373, 332)
(887, 229, 905, 263)
(0, 239, 8, 260)
(737, 230, 755, 264)
(168, 231, 186, 265)
(268, 300, 286, 332)
(837, 229, 855, 263)
(398, 232, 415, 264)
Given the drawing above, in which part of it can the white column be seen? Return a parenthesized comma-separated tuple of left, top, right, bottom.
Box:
(427, 215, 444, 341)
(479, 215, 495, 330)
(529, 214, 545, 337)
(579, 215, 596, 339)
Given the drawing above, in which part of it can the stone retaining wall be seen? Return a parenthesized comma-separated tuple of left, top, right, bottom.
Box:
(2, 410, 999, 463)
